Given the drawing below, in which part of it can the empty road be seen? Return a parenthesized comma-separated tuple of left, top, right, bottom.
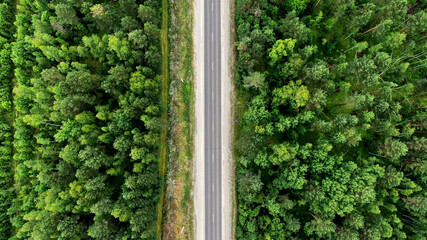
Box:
(204, 0, 222, 238)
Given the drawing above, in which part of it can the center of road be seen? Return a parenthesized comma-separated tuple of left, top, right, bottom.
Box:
(204, 0, 222, 239)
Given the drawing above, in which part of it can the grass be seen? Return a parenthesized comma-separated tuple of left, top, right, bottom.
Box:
(156, 0, 169, 237)
(161, 0, 195, 238)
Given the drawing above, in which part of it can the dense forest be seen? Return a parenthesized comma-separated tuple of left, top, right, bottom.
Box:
(0, 0, 164, 239)
(0, 0, 15, 238)
(234, 0, 426, 239)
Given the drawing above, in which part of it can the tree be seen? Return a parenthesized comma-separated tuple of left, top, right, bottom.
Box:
(283, 0, 310, 15)
(90, 4, 106, 18)
(304, 218, 336, 238)
(272, 80, 310, 109)
(108, 35, 131, 61)
(269, 142, 298, 165)
(61, 69, 102, 94)
(54, 3, 79, 26)
(242, 71, 265, 90)
(233, 0, 426, 238)
(269, 39, 296, 66)
(404, 195, 427, 215)
(87, 218, 118, 240)
(280, 11, 310, 42)
(237, 171, 263, 203)
(138, 5, 158, 25)
(57, 216, 87, 240)
(243, 94, 273, 135)
(303, 61, 330, 87)
(128, 30, 147, 49)
(379, 138, 408, 163)
(79, 147, 113, 170)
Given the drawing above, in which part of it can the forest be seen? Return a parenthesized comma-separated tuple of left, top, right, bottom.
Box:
(234, 0, 426, 239)
(0, 0, 15, 238)
(0, 0, 164, 239)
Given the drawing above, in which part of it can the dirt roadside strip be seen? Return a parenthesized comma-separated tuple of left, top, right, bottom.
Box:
(221, 0, 234, 238)
(193, 0, 234, 238)
(193, 0, 205, 237)
(161, 0, 195, 238)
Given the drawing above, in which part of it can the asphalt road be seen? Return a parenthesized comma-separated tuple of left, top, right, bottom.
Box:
(204, 0, 222, 238)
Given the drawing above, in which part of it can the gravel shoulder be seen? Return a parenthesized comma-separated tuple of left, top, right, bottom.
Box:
(193, 0, 205, 238)
(220, 0, 233, 238)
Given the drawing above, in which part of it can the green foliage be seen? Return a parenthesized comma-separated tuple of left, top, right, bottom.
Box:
(7, 0, 163, 239)
(242, 71, 265, 90)
(235, 0, 427, 238)
(269, 142, 298, 165)
(237, 171, 263, 203)
(272, 80, 310, 109)
(269, 39, 296, 66)
(0, 0, 16, 239)
(283, 0, 310, 15)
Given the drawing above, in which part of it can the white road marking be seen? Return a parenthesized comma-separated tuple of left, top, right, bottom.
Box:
(212, 183, 214, 192)
(212, 214, 215, 223)
(212, 61, 213, 71)
(211, 1, 213, 12)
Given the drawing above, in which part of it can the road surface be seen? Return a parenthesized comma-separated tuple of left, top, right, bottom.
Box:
(204, 0, 222, 238)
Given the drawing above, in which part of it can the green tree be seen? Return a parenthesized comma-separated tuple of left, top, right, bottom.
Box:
(237, 171, 263, 203)
(379, 138, 408, 163)
(269, 39, 296, 66)
(272, 80, 310, 109)
(242, 72, 265, 90)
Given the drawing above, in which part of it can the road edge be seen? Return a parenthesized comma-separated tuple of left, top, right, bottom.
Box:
(193, 0, 205, 239)
(221, 0, 233, 238)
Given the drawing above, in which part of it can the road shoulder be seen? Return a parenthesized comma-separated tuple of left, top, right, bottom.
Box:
(221, 0, 234, 238)
(193, 0, 205, 239)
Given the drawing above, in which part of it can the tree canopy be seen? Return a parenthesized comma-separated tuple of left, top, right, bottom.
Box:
(3, 0, 164, 239)
(234, 0, 427, 239)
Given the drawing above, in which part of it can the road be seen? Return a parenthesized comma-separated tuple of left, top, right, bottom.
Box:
(204, 0, 222, 238)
